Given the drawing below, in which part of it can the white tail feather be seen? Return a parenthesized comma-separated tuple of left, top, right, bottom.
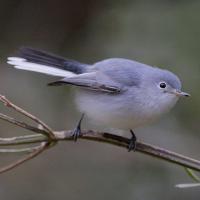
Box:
(7, 57, 76, 77)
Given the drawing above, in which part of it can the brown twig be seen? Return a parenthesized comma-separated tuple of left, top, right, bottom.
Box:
(0, 113, 48, 135)
(0, 146, 43, 154)
(0, 95, 56, 173)
(0, 142, 48, 174)
(0, 95, 55, 139)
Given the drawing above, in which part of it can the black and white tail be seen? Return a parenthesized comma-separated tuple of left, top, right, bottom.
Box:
(7, 47, 88, 77)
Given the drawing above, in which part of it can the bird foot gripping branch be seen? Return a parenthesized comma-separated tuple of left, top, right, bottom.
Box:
(128, 130, 137, 152)
(71, 114, 85, 141)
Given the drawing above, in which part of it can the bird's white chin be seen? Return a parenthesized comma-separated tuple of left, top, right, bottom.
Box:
(128, 95, 180, 129)
(155, 94, 179, 116)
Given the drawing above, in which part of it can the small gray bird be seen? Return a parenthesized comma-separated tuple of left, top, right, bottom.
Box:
(7, 48, 190, 150)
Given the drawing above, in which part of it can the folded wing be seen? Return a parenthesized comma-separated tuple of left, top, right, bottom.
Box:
(48, 72, 122, 94)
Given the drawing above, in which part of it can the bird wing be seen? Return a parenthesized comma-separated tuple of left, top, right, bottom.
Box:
(48, 72, 122, 94)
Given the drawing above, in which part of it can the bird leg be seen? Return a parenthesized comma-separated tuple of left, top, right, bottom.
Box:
(128, 129, 137, 152)
(71, 114, 84, 141)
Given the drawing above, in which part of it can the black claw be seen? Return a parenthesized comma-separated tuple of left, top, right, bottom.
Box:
(128, 129, 137, 152)
(71, 114, 84, 142)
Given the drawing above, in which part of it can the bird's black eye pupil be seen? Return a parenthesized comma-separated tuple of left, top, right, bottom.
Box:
(160, 82, 166, 88)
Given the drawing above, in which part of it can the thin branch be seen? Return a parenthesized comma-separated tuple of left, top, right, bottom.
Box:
(0, 95, 55, 139)
(0, 146, 42, 154)
(0, 113, 48, 135)
(0, 130, 200, 172)
(64, 131, 200, 172)
(0, 142, 48, 174)
(185, 168, 200, 182)
(0, 134, 45, 146)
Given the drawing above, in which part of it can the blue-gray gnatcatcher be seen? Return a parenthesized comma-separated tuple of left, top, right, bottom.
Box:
(7, 48, 190, 149)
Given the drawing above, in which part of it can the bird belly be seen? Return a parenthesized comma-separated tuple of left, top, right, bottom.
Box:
(75, 90, 159, 129)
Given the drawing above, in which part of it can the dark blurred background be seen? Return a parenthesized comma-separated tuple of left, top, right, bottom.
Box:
(0, 0, 200, 199)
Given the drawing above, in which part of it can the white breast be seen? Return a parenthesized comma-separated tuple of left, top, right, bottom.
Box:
(75, 89, 179, 130)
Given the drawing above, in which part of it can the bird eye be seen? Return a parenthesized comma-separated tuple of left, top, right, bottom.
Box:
(159, 82, 167, 89)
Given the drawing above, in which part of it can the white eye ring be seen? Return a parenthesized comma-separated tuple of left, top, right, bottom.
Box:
(159, 82, 167, 89)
